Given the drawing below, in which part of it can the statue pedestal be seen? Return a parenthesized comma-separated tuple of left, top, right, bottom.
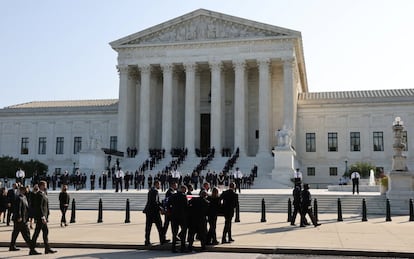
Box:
(386, 170, 414, 215)
(271, 147, 296, 187)
(78, 149, 106, 172)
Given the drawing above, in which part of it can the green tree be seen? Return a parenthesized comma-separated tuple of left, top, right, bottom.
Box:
(348, 161, 375, 178)
(0, 156, 48, 178)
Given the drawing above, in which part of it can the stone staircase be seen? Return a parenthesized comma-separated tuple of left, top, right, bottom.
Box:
(46, 191, 388, 215)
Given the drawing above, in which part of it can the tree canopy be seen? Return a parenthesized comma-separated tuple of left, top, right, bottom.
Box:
(0, 156, 48, 178)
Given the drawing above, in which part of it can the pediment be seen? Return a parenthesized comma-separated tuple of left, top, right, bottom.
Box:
(110, 9, 300, 48)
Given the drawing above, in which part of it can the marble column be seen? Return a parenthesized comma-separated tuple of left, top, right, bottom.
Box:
(184, 62, 196, 156)
(161, 63, 173, 154)
(258, 59, 271, 156)
(138, 64, 152, 155)
(117, 65, 129, 153)
(283, 58, 295, 130)
(210, 61, 223, 153)
(233, 60, 247, 156)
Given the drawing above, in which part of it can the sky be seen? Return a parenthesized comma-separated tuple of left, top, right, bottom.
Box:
(1, 0, 413, 108)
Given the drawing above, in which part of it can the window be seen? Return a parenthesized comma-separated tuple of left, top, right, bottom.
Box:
(21, 137, 29, 154)
(307, 167, 315, 176)
(373, 131, 384, 151)
(73, 136, 82, 154)
(306, 133, 316, 152)
(38, 137, 47, 155)
(54, 168, 62, 175)
(402, 131, 408, 151)
(56, 137, 64, 154)
(329, 167, 338, 176)
(328, 132, 338, 152)
(110, 136, 117, 151)
(350, 132, 360, 152)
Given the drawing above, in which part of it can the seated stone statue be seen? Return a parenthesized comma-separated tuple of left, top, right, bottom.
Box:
(276, 125, 293, 148)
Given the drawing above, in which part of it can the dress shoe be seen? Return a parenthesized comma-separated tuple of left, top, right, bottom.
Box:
(29, 250, 41, 255)
(229, 238, 235, 242)
(9, 246, 20, 251)
(161, 239, 170, 245)
(314, 223, 321, 227)
(300, 225, 306, 227)
(144, 241, 151, 246)
(211, 240, 219, 245)
(45, 249, 57, 254)
(222, 240, 230, 244)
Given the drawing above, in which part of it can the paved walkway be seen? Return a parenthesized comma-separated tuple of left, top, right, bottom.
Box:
(1, 209, 413, 257)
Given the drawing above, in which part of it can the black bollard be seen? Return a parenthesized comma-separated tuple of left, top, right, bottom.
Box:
(313, 198, 318, 222)
(235, 198, 240, 222)
(410, 199, 414, 222)
(337, 198, 343, 222)
(287, 198, 292, 223)
(70, 198, 76, 223)
(125, 198, 131, 223)
(261, 198, 266, 222)
(362, 198, 368, 221)
(386, 199, 392, 222)
(97, 198, 103, 223)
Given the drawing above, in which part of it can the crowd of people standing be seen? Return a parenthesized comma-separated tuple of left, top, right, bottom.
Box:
(143, 179, 239, 252)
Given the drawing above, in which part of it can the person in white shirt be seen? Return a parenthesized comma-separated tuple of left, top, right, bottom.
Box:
(15, 168, 25, 185)
(171, 169, 181, 185)
(293, 168, 303, 184)
(233, 168, 243, 193)
(350, 170, 361, 194)
(115, 168, 124, 192)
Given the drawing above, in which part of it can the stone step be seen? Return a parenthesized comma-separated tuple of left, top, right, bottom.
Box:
(46, 191, 388, 215)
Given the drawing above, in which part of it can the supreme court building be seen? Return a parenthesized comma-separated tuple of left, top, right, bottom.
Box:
(0, 9, 413, 187)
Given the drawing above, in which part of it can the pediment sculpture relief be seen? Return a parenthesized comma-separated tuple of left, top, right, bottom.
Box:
(124, 15, 287, 45)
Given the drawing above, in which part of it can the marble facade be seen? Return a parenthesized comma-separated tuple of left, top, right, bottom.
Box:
(0, 9, 413, 187)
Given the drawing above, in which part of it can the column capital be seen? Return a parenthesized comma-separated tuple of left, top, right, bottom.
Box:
(183, 62, 197, 73)
(117, 65, 129, 75)
(282, 57, 295, 68)
(209, 60, 223, 72)
(138, 64, 152, 74)
(257, 58, 271, 68)
(160, 63, 174, 73)
(233, 60, 246, 70)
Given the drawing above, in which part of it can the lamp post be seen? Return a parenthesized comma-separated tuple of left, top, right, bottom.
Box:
(344, 160, 348, 176)
(107, 155, 111, 170)
(72, 162, 76, 174)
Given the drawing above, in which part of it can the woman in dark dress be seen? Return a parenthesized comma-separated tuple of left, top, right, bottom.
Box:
(0, 187, 7, 223)
(27, 184, 39, 229)
(207, 187, 220, 245)
(59, 185, 70, 227)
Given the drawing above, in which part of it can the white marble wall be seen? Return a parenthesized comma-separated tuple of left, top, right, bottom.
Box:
(297, 102, 414, 185)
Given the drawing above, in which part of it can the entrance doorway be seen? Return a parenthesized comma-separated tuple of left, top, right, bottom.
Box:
(200, 113, 211, 156)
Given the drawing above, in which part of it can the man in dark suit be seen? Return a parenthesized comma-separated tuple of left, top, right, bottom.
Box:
(9, 186, 37, 254)
(163, 182, 177, 237)
(220, 182, 238, 244)
(31, 181, 57, 255)
(143, 180, 169, 246)
(300, 184, 321, 227)
(6, 183, 18, 226)
(290, 183, 302, 225)
(187, 190, 209, 251)
(168, 185, 188, 253)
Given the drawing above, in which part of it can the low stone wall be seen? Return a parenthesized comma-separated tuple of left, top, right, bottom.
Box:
(328, 184, 380, 192)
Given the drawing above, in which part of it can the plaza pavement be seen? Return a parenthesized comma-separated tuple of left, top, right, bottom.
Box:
(0, 189, 413, 258)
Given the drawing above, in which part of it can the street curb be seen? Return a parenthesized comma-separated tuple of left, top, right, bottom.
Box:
(2, 242, 413, 258)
